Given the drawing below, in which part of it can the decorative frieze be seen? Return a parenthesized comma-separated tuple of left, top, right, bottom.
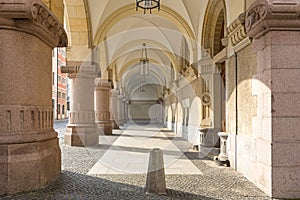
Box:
(0, 105, 53, 134)
(95, 111, 110, 122)
(246, 0, 300, 38)
(69, 111, 95, 125)
(0, 0, 67, 47)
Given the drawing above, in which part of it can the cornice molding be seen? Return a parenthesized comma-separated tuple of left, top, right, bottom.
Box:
(0, 0, 67, 48)
(246, 0, 300, 39)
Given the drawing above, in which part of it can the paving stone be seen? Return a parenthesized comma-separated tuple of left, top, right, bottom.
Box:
(0, 126, 271, 200)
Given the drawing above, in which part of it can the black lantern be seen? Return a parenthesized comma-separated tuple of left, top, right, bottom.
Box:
(136, 0, 160, 14)
(139, 43, 149, 92)
(140, 43, 149, 75)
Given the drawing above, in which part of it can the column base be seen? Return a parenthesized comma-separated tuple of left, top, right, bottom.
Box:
(0, 136, 61, 195)
(64, 125, 99, 146)
(112, 120, 119, 129)
(96, 121, 113, 135)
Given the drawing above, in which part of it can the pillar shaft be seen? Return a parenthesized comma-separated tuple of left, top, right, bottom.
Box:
(110, 89, 119, 129)
(62, 64, 98, 146)
(95, 79, 112, 135)
(0, 1, 67, 195)
(123, 98, 128, 124)
(117, 95, 125, 125)
(245, 1, 300, 198)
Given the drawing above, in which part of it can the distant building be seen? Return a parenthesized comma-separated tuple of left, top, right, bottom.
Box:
(52, 47, 68, 120)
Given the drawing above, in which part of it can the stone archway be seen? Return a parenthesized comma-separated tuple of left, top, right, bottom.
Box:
(202, 0, 227, 57)
(93, 3, 197, 65)
(64, 0, 93, 62)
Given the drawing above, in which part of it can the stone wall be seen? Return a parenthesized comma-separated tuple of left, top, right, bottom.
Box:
(41, 0, 64, 23)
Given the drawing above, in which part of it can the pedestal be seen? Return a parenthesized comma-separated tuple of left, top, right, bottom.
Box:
(215, 132, 229, 167)
(0, 1, 67, 195)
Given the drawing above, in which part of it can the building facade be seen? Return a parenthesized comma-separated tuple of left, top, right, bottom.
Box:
(52, 47, 68, 120)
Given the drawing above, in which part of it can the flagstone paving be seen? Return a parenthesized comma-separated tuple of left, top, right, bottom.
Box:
(0, 123, 271, 200)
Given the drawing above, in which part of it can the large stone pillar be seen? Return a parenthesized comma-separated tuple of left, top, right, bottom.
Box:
(62, 64, 98, 146)
(110, 89, 119, 129)
(0, 1, 67, 195)
(95, 79, 112, 135)
(245, 0, 300, 198)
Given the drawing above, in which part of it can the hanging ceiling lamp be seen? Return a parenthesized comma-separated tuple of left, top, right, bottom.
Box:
(140, 43, 149, 76)
(139, 43, 149, 92)
(136, 0, 160, 14)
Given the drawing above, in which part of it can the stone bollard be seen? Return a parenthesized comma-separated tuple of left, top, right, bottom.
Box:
(145, 148, 167, 194)
(214, 132, 230, 167)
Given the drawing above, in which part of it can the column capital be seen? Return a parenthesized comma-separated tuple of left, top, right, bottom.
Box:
(0, 0, 67, 48)
(110, 89, 120, 96)
(118, 94, 124, 100)
(95, 78, 112, 90)
(61, 61, 99, 79)
(246, 0, 300, 39)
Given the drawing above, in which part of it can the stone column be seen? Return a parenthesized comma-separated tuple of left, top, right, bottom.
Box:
(95, 79, 112, 135)
(125, 100, 129, 123)
(117, 95, 124, 126)
(245, 1, 300, 198)
(123, 98, 128, 124)
(62, 64, 98, 146)
(110, 89, 119, 129)
(0, 1, 67, 195)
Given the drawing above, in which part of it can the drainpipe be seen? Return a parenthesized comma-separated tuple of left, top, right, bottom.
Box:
(235, 52, 238, 170)
(56, 48, 59, 120)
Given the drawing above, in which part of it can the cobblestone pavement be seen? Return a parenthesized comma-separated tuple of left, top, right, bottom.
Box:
(0, 125, 273, 200)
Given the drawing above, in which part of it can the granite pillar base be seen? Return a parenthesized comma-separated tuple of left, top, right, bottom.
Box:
(0, 136, 61, 195)
(96, 121, 113, 135)
(65, 125, 98, 146)
(112, 120, 119, 129)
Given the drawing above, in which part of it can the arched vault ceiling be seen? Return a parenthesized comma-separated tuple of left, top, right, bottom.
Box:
(116, 47, 173, 73)
(88, 0, 193, 39)
(117, 58, 170, 83)
(103, 27, 183, 62)
(108, 39, 178, 72)
(92, 3, 197, 63)
(122, 65, 165, 97)
(107, 15, 179, 37)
